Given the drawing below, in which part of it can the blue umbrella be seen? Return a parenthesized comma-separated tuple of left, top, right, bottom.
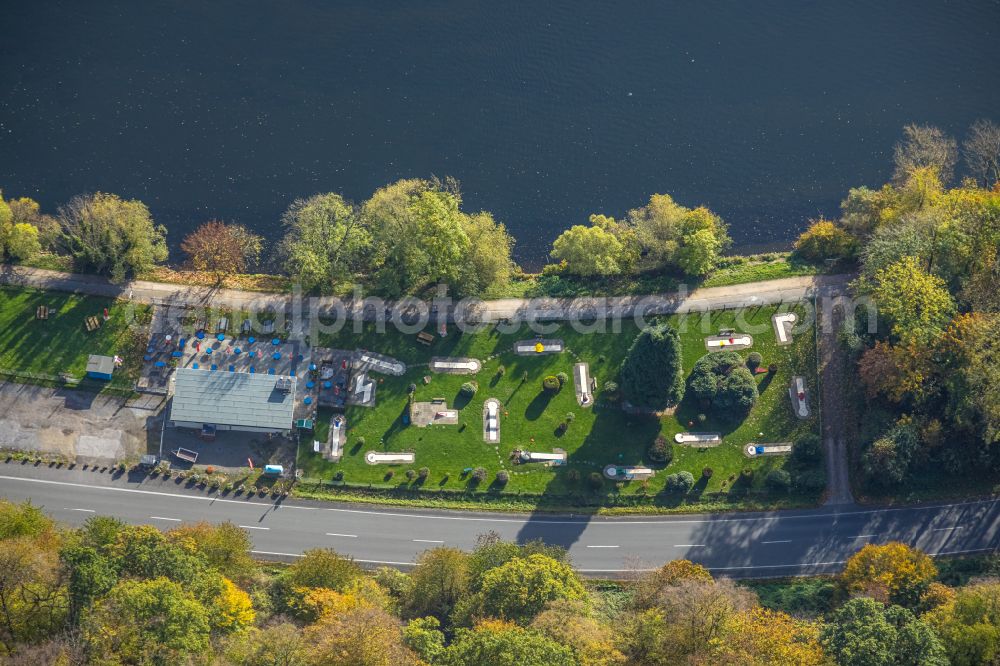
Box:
(290, 370, 296, 377)
(248, 336, 255, 344)
(233, 347, 241, 355)
(273, 352, 281, 360)
(143, 354, 153, 361)
(178, 338, 186, 347)
(229, 365, 235, 372)
(211, 364, 218, 371)
(272, 338, 280, 345)
(146, 346, 154, 354)
(154, 361, 166, 368)
(268, 368, 275, 375)
(196, 331, 205, 340)
(297, 354, 304, 361)
(306, 381, 315, 388)
(216, 333, 225, 342)
(204, 347, 213, 354)
(249, 366, 255, 374)
(248, 351, 256, 359)
(323, 381, 332, 389)
(171, 351, 182, 358)
(192, 362, 199, 369)
(304, 396, 313, 405)
(309, 363, 316, 371)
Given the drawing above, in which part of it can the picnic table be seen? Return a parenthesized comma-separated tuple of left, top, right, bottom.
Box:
(84, 316, 101, 332)
(36, 305, 49, 320)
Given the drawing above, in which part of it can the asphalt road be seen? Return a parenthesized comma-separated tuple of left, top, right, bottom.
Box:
(2, 465, 997, 577)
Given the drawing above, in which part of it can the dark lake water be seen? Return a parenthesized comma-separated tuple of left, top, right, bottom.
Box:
(2, 1, 999, 268)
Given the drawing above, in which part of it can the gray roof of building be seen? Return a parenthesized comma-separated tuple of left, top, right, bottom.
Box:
(86, 355, 115, 374)
(170, 368, 296, 430)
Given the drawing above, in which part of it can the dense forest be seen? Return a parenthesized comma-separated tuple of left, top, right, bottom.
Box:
(5, 498, 1000, 665)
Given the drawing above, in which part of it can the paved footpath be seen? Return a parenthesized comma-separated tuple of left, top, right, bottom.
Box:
(1, 264, 851, 322)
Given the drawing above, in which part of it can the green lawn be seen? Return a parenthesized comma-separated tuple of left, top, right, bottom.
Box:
(296, 303, 821, 511)
(0, 286, 149, 392)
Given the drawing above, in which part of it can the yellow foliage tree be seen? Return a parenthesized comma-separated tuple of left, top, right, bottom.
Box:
(212, 577, 255, 633)
(711, 607, 827, 665)
(842, 542, 937, 607)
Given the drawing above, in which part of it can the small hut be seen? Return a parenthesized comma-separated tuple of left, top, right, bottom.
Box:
(85, 355, 115, 381)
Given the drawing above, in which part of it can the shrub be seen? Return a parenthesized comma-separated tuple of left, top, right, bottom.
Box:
(542, 375, 560, 392)
(417, 467, 430, 480)
(793, 219, 857, 261)
(495, 470, 509, 485)
(688, 351, 758, 417)
(766, 469, 792, 492)
(740, 468, 754, 482)
(460, 381, 478, 397)
(793, 470, 827, 493)
(587, 472, 604, 490)
(405, 469, 417, 481)
(356, 437, 366, 448)
(791, 432, 823, 465)
(647, 435, 673, 464)
(497, 365, 506, 377)
(768, 363, 778, 374)
(665, 471, 695, 494)
(566, 469, 581, 483)
(556, 372, 569, 387)
(385, 470, 395, 480)
(702, 467, 714, 478)
(564, 412, 575, 424)
(333, 470, 344, 481)
(697, 413, 707, 424)
(603, 380, 618, 393)
(471, 467, 487, 482)
(746, 352, 763, 371)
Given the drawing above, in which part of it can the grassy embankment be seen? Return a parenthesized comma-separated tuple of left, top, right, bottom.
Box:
(0, 286, 150, 394)
(296, 302, 820, 513)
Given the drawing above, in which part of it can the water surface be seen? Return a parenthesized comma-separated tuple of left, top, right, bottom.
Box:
(2, 1, 999, 267)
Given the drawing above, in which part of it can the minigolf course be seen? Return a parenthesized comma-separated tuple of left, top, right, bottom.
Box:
(704, 332, 753, 351)
(573, 362, 594, 407)
(429, 357, 481, 374)
(604, 465, 655, 480)
(745, 443, 793, 457)
(771, 311, 798, 345)
(365, 451, 415, 464)
(514, 339, 563, 355)
(483, 398, 501, 443)
(790, 376, 811, 418)
(674, 432, 722, 447)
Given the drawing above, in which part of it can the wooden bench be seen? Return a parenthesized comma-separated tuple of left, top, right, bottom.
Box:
(416, 331, 434, 346)
(84, 316, 101, 332)
(36, 305, 49, 320)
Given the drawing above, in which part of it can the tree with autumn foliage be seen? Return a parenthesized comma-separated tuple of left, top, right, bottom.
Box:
(181, 220, 263, 278)
(794, 218, 857, 262)
(841, 542, 937, 608)
(711, 606, 827, 665)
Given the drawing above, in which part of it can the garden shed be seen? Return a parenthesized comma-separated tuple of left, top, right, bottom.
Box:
(85, 354, 115, 381)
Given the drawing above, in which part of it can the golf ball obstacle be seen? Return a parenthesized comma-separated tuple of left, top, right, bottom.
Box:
(789, 375, 811, 419)
(364, 452, 415, 465)
(674, 432, 722, 447)
(704, 333, 753, 351)
(429, 357, 482, 374)
(771, 312, 798, 346)
(745, 443, 793, 457)
(514, 339, 564, 355)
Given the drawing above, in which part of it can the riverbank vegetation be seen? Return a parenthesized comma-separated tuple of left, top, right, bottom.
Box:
(2, 498, 996, 665)
(1, 179, 810, 300)
(785, 122, 1000, 503)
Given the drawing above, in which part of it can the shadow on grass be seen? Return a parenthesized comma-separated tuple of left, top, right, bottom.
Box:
(524, 391, 553, 421)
